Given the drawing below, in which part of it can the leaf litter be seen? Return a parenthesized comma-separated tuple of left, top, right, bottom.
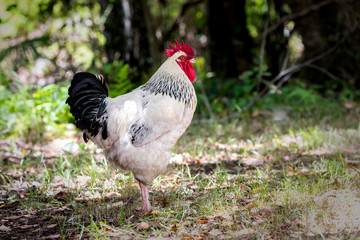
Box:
(1, 119, 360, 239)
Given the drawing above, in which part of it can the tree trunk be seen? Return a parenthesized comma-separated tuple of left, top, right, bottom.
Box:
(207, 0, 253, 78)
(100, 0, 159, 84)
(140, 0, 161, 67)
(100, 0, 131, 64)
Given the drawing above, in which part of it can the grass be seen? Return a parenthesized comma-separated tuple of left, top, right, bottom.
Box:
(1, 107, 360, 239)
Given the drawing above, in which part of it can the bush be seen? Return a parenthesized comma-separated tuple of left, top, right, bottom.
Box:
(0, 83, 72, 144)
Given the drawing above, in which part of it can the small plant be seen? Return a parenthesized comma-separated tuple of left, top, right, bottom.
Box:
(102, 60, 135, 98)
(0, 83, 72, 143)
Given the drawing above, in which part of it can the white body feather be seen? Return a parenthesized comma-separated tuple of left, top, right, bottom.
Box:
(89, 51, 197, 185)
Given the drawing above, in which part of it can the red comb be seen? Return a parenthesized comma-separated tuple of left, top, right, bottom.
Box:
(165, 40, 194, 58)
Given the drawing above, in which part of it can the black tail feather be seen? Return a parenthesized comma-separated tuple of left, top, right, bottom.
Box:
(66, 72, 109, 141)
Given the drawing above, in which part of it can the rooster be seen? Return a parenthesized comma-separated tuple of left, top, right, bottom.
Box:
(66, 40, 197, 212)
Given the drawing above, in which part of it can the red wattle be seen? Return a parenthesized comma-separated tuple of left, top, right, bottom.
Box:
(185, 61, 195, 82)
(178, 61, 195, 82)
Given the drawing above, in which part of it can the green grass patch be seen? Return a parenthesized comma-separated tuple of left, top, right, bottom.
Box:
(1, 101, 360, 239)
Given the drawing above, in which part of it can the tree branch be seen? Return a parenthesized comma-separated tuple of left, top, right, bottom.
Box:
(265, 0, 335, 36)
(218, 35, 345, 123)
(306, 64, 342, 81)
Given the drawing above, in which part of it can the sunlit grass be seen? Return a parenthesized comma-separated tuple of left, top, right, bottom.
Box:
(1, 108, 360, 239)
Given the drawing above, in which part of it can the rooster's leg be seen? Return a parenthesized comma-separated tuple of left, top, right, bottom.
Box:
(139, 181, 152, 212)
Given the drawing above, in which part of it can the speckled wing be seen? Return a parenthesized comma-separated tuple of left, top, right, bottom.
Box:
(129, 92, 186, 147)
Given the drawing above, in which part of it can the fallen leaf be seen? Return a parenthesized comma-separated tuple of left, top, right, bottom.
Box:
(30, 181, 42, 189)
(253, 216, 261, 221)
(260, 209, 274, 216)
(46, 224, 57, 229)
(171, 224, 178, 231)
(151, 210, 160, 215)
(27, 167, 39, 175)
(137, 222, 150, 231)
(209, 228, 222, 236)
(286, 166, 294, 176)
(242, 157, 264, 166)
(238, 228, 255, 235)
(212, 216, 225, 221)
(107, 201, 124, 208)
(252, 188, 263, 194)
(197, 220, 208, 224)
(245, 202, 257, 210)
(11, 180, 31, 191)
(49, 176, 66, 188)
(75, 175, 92, 187)
(40, 234, 60, 239)
(0, 225, 10, 232)
(19, 192, 27, 198)
(3, 216, 21, 220)
(104, 192, 119, 199)
(20, 224, 39, 229)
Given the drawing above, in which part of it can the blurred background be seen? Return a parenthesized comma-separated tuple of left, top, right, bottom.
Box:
(1, 0, 360, 144)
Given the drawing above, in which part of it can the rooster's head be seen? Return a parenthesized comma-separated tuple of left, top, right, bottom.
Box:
(166, 40, 196, 82)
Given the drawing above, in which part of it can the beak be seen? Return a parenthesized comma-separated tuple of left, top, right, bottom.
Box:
(189, 58, 196, 63)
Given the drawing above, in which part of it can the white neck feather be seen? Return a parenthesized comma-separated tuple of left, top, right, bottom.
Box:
(138, 51, 196, 108)
(156, 51, 186, 76)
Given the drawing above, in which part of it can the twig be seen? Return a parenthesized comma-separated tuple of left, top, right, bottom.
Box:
(280, 43, 291, 73)
(306, 64, 342, 81)
(256, 1, 269, 93)
(274, 73, 292, 92)
(270, 38, 343, 84)
(265, 0, 336, 36)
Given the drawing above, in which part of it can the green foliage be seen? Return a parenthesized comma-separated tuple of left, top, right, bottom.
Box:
(0, 83, 72, 143)
(338, 85, 360, 101)
(0, 0, 104, 84)
(195, 65, 271, 117)
(102, 61, 135, 98)
(196, 59, 349, 119)
(245, 0, 268, 38)
(260, 81, 322, 111)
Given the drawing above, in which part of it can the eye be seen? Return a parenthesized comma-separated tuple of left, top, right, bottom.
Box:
(179, 56, 185, 60)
